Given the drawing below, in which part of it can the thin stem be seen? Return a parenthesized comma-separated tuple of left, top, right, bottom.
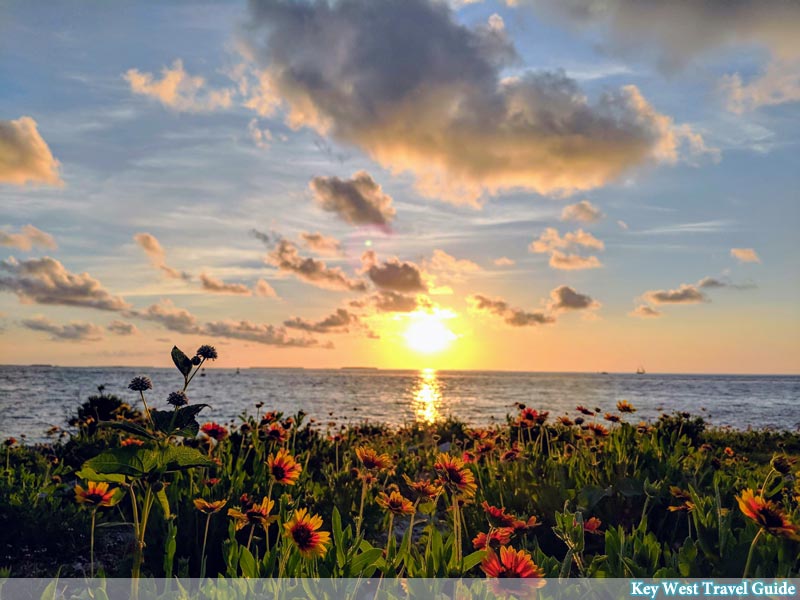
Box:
(355, 476, 368, 539)
(760, 469, 776, 498)
(200, 513, 212, 580)
(139, 391, 153, 427)
(246, 524, 256, 553)
(185, 358, 207, 391)
(90, 508, 97, 578)
(743, 528, 764, 579)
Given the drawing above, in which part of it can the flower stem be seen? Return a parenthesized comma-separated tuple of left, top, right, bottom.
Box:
(90, 508, 97, 578)
(200, 513, 211, 580)
(743, 528, 764, 579)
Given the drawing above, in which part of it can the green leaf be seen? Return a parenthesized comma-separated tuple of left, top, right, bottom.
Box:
(83, 447, 159, 477)
(239, 547, 257, 578)
(462, 550, 487, 573)
(150, 405, 209, 437)
(350, 548, 383, 574)
(171, 346, 193, 378)
(156, 488, 171, 518)
(158, 446, 215, 471)
(332, 507, 345, 569)
(75, 467, 128, 484)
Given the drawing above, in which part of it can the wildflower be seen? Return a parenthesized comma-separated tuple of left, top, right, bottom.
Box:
(355, 446, 392, 471)
(557, 416, 573, 427)
(583, 517, 602, 534)
(402, 475, 442, 500)
(462, 451, 477, 464)
(604, 413, 621, 423)
(267, 448, 302, 485)
(476, 439, 496, 456)
(771, 455, 796, 475)
(167, 391, 189, 407)
(261, 422, 289, 444)
(481, 546, 545, 579)
(193, 498, 227, 514)
(587, 423, 609, 437)
(500, 446, 521, 462)
(128, 376, 152, 392)
(574, 417, 585, 426)
(74, 481, 117, 507)
(617, 400, 636, 413)
(228, 496, 276, 532)
(724, 447, 735, 457)
(284, 508, 331, 558)
(376, 491, 415, 516)
(482, 502, 517, 528)
(737, 489, 800, 540)
(434, 453, 477, 498)
(512, 515, 541, 533)
(196, 345, 218, 360)
(200, 422, 229, 442)
(4, 437, 17, 447)
(576, 405, 593, 416)
(518, 408, 548, 427)
(473, 527, 514, 550)
(202, 478, 221, 486)
(636, 423, 650, 434)
(121, 438, 144, 447)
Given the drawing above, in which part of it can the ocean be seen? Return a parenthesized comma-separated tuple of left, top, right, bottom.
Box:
(0, 366, 798, 442)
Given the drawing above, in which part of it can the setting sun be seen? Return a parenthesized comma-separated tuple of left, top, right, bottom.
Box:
(403, 312, 457, 354)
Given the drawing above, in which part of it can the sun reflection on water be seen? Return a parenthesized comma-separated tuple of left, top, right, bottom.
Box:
(413, 368, 442, 424)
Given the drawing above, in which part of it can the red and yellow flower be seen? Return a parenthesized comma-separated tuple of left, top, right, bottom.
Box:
(473, 527, 514, 550)
(261, 422, 289, 444)
(193, 498, 227, 514)
(355, 446, 392, 471)
(481, 546, 546, 580)
(402, 474, 442, 500)
(284, 508, 331, 558)
(267, 448, 302, 485)
(434, 452, 477, 499)
(583, 517, 602, 534)
(482, 501, 517, 528)
(120, 438, 144, 447)
(617, 400, 636, 413)
(737, 489, 800, 540)
(227, 496, 275, 532)
(200, 422, 228, 442)
(376, 491, 415, 516)
(74, 481, 118, 507)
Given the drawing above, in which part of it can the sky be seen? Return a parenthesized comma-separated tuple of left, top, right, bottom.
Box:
(0, 0, 798, 373)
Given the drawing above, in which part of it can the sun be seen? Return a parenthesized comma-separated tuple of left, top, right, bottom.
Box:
(403, 312, 457, 354)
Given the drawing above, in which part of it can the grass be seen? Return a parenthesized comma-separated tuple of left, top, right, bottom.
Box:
(0, 344, 798, 579)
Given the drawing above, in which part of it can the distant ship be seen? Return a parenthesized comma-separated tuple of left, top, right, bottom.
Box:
(636, 366, 646, 375)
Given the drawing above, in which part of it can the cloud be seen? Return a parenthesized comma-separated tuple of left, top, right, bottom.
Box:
(248, 118, 273, 148)
(696, 276, 756, 291)
(199, 273, 252, 295)
(254, 278, 278, 297)
(617, 220, 629, 230)
(130, 299, 201, 334)
(629, 305, 662, 319)
(22, 315, 103, 342)
(361, 251, 427, 293)
(424, 249, 481, 283)
(203, 319, 326, 348)
(268, 239, 367, 291)
(107, 320, 138, 336)
(529, 227, 604, 270)
(547, 285, 599, 311)
(0, 225, 57, 251)
(529, 227, 605, 253)
(125, 59, 234, 112)
(133, 233, 192, 281)
(242, 0, 713, 204)
(493, 257, 515, 266)
(548, 251, 603, 270)
(0, 117, 63, 186)
(521, 0, 800, 72)
(468, 293, 555, 327)
(561, 200, 604, 223)
(731, 247, 761, 263)
(309, 171, 396, 227)
(352, 290, 432, 313)
(642, 284, 707, 305)
(0, 256, 130, 311)
(284, 308, 358, 333)
(299, 231, 343, 256)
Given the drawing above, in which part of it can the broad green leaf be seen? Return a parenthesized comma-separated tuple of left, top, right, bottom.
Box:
(350, 548, 383, 574)
(75, 467, 127, 484)
(158, 446, 215, 471)
(83, 447, 159, 477)
(462, 550, 487, 573)
(156, 488, 171, 518)
(239, 547, 257, 578)
(171, 346, 193, 378)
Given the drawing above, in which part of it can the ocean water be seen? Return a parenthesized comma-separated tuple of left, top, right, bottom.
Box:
(0, 366, 798, 442)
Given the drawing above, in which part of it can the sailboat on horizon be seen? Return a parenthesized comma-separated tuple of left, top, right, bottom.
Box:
(636, 365, 646, 375)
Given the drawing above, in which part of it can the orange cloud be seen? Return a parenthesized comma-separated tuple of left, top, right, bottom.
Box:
(0, 117, 62, 186)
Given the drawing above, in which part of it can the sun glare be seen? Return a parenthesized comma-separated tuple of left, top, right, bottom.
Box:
(403, 312, 457, 354)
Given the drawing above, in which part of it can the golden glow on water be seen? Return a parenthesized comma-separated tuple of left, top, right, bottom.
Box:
(412, 368, 442, 424)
